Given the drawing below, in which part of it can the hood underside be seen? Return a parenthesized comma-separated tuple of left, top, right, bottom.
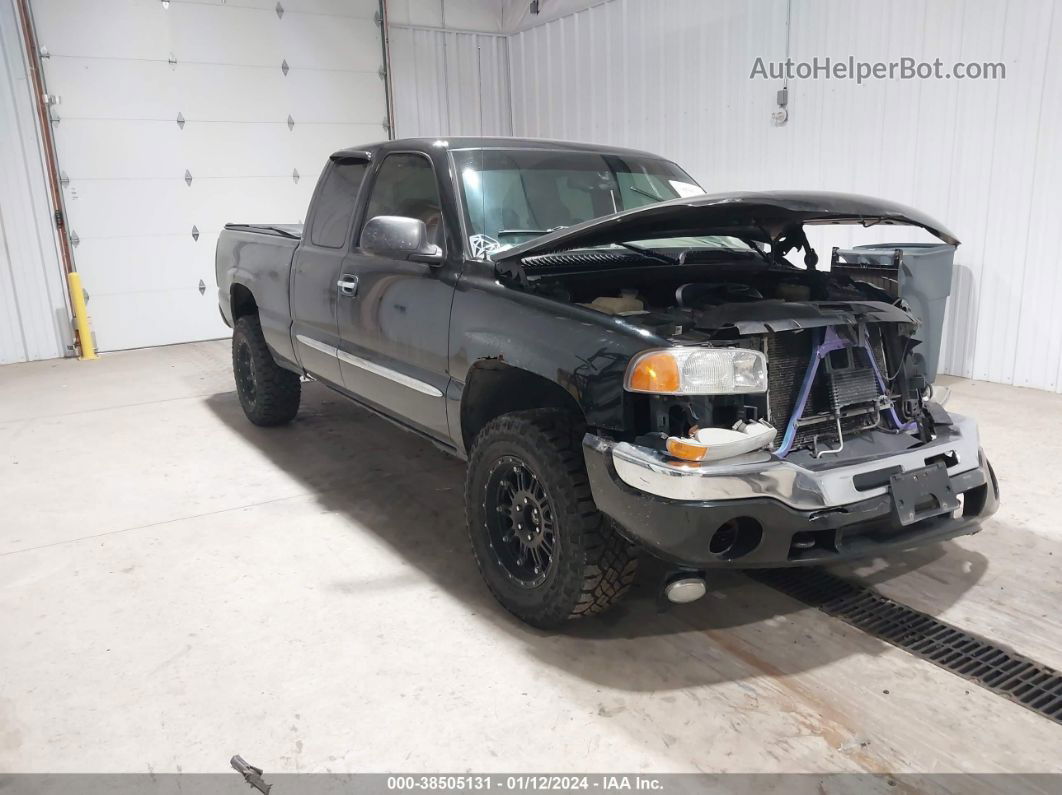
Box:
(491, 190, 960, 264)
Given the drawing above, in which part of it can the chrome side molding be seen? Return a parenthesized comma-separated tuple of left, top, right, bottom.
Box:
(295, 333, 442, 398)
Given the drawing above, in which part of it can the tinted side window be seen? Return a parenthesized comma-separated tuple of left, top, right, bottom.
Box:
(309, 161, 367, 248)
(362, 154, 443, 246)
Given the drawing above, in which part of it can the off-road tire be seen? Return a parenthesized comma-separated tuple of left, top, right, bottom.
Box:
(232, 315, 301, 426)
(466, 409, 639, 628)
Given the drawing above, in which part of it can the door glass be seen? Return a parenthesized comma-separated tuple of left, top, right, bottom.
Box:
(309, 161, 367, 248)
(362, 154, 443, 246)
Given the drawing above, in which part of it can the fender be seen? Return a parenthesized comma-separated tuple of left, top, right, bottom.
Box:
(447, 263, 667, 440)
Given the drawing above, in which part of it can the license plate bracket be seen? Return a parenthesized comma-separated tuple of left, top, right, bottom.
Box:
(890, 461, 960, 526)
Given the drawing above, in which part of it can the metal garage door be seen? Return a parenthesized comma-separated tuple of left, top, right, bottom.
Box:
(31, 0, 388, 351)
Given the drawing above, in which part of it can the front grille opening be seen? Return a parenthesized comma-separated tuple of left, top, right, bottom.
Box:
(925, 451, 959, 469)
(963, 482, 988, 517)
(788, 528, 838, 560)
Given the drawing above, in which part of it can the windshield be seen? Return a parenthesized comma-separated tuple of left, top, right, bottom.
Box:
(452, 148, 751, 259)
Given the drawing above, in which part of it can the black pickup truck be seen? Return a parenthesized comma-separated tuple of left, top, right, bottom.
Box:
(216, 137, 998, 628)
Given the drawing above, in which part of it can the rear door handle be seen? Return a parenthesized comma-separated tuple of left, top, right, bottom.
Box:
(337, 274, 359, 297)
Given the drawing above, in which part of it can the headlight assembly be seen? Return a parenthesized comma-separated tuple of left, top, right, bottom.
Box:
(625, 347, 768, 395)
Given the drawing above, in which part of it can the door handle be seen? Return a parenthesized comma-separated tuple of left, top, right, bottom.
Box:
(337, 274, 359, 297)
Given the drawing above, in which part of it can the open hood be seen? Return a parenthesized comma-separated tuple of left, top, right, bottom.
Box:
(490, 190, 959, 265)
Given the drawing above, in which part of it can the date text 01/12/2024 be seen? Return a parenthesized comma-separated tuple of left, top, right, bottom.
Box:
(385, 775, 664, 791)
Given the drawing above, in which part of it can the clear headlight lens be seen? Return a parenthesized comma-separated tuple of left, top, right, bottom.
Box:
(625, 347, 768, 395)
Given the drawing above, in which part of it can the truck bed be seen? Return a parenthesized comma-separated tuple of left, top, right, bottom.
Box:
(216, 223, 304, 368)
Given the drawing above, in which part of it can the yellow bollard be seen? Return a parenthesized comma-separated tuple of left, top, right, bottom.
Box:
(66, 271, 97, 360)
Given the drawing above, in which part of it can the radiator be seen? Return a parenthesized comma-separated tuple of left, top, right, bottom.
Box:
(765, 329, 883, 452)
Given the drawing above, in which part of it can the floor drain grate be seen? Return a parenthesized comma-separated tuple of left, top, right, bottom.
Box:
(753, 568, 1062, 725)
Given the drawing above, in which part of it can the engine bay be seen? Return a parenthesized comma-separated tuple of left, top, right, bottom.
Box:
(517, 251, 934, 461)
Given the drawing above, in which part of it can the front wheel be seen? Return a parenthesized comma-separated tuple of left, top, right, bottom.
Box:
(466, 409, 639, 628)
(232, 315, 301, 426)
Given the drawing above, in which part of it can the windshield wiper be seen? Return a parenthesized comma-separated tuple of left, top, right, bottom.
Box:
(617, 242, 680, 265)
(497, 229, 549, 237)
(627, 185, 665, 202)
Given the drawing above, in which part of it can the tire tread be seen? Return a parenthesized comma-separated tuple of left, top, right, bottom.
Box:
(233, 315, 301, 426)
(465, 409, 638, 627)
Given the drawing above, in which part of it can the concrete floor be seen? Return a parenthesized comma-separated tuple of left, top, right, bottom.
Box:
(1, 340, 1061, 775)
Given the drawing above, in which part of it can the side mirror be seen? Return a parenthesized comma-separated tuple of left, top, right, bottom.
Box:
(360, 215, 444, 265)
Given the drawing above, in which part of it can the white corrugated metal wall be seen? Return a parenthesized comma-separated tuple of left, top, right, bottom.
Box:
(389, 25, 512, 138)
(508, 0, 1062, 392)
(29, 0, 389, 352)
(0, 0, 70, 365)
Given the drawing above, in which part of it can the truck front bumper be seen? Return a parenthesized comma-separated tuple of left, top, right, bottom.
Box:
(582, 413, 999, 568)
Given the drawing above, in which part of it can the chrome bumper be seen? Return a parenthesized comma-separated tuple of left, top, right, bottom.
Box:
(593, 414, 982, 511)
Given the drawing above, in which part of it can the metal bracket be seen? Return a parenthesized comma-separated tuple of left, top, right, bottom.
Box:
(184, 169, 193, 186)
(191, 225, 200, 241)
(286, 114, 295, 131)
(69, 230, 80, 247)
(292, 168, 300, 184)
(281, 59, 289, 76)
(275, 2, 284, 19)
(176, 112, 185, 129)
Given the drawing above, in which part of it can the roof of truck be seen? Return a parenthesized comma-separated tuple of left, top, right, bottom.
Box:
(330, 136, 668, 162)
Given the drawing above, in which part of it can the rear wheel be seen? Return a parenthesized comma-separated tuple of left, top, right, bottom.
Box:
(232, 315, 301, 426)
(466, 409, 639, 628)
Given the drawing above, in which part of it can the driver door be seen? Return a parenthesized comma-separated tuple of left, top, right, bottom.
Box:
(336, 152, 453, 441)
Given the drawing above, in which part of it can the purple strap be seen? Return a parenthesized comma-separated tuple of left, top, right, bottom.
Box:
(775, 326, 914, 458)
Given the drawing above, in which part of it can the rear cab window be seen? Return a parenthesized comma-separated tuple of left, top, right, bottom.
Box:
(310, 160, 368, 248)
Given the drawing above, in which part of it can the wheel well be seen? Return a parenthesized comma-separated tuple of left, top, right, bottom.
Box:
(231, 284, 258, 320)
(460, 360, 585, 453)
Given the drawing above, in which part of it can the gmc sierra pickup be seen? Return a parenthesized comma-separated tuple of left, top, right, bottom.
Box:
(216, 137, 998, 628)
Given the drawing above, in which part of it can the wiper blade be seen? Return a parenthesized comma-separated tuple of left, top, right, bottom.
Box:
(497, 229, 549, 237)
(497, 226, 569, 237)
(617, 242, 680, 265)
(627, 185, 664, 202)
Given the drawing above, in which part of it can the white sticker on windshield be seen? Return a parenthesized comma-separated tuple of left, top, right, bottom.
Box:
(469, 234, 503, 259)
(669, 180, 705, 198)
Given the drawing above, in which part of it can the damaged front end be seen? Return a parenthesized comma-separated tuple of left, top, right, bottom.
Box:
(582, 306, 998, 567)
(623, 301, 933, 466)
(493, 191, 998, 567)
(490, 190, 959, 469)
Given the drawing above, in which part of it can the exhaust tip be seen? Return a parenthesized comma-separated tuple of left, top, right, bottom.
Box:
(664, 577, 707, 604)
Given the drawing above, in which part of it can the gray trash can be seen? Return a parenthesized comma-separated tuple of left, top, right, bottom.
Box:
(831, 243, 955, 383)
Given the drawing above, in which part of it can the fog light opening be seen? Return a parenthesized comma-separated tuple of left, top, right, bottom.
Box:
(709, 516, 763, 559)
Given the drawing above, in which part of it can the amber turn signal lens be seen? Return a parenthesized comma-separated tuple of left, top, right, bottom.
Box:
(665, 436, 709, 462)
(627, 352, 681, 393)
